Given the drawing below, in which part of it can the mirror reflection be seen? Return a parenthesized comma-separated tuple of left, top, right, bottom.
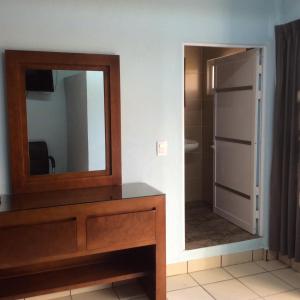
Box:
(26, 69, 106, 176)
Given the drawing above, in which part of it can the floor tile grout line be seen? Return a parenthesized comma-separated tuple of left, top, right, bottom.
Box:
(203, 266, 261, 288)
(168, 284, 217, 300)
(270, 268, 299, 289)
(188, 265, 270, 286)
(234, 270, 296, 298)
(220, 266, 235, 278)
(260, 288, 300, 299)
(169, 262, 296, 299)
(189, 268, 234, 286)
(186, 271, 201, 285)
(234, 274, 269, 298)
(200, 277, 234, 287)
(168, 271, 211, 292)
(189, 268, 293, 299)
(253, 260, 289, 272)
(223, 268, 268, 279)
(199, 284, 218, 300)
(200, 276, 262, 299)
(167, 285, 199, 293)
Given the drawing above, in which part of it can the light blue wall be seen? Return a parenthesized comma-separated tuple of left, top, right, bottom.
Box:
(280, 0, 300, 23)
(0, 0, 279, 263)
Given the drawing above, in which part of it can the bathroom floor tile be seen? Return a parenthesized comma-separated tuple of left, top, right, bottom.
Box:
(263, 289, 300, 300)
(255, 260, 287, 272)
(167, 274, 197, 292)
(204, 279, 259, 300)
(272, 268, 300, 288)
(114, 282, 146, 299)
(239, 273, 292, 297)
(72, 288, 118, 300)
(167, 286, 214, 300)
(190, 268, 233, 285)
(185, 202, 257, 250)
(225, 262, 266, 278)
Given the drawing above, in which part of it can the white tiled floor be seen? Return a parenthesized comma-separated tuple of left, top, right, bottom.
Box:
(167, 274, 198, 291)
(190, 268, 233, 285)
(24, 260, 300, 300)
(166, 260, 300, 300)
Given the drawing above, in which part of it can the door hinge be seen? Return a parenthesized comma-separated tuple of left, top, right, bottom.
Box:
(257, 65, 263, 74)
(255, 186, 260, 196)
(257, 91, 263, 101)
(255, 210, 260, 219)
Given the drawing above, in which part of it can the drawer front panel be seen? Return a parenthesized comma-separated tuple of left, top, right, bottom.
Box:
(86, 210, 156, 251)
(0, 219, 77, 267)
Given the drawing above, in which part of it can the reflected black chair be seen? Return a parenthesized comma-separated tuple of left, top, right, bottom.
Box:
(29, 141, 55, 175)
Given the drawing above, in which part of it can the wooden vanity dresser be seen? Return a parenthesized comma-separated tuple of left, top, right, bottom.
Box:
(0, 183, 165, 299)
(2, 50, 166, 299)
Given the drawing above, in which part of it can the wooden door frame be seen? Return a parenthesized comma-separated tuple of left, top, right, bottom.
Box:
(182, 43, 266, 254)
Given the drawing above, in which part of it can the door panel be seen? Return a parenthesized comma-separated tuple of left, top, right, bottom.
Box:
(216, 51, 258, 89)
(213, 49, 261, 235)
(216, 90, 254, 141)
(215, 186, 253, 232)
(215, 140, 252, 196)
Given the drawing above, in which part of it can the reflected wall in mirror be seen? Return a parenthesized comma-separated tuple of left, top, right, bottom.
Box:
(26, 69, 106, 175)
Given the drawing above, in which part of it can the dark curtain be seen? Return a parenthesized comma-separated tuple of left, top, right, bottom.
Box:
(270, 20, 300, 262)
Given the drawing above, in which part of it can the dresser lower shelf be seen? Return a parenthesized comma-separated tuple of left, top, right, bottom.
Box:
(0, 258, 151, 299)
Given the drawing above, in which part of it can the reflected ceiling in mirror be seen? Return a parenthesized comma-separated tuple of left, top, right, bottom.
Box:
(26, 69, 106, 176)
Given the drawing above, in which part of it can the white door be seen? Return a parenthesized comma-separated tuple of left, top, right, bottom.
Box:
(64, 73, 89, 172)
(212, 49, 262, 234)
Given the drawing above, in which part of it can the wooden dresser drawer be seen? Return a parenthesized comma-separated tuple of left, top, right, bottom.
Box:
(86, 210, 156, 251)
(0, 219, 77, 267)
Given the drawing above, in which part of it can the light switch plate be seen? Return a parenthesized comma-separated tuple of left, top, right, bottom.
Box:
(157, 141, 168, 156)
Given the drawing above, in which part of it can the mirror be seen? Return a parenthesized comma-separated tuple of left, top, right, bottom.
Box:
(26, 69, 106, 175)
(6, 50, 121, 194)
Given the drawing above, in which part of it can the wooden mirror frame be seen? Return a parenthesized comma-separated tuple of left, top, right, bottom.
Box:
(5, 50, 121, 194)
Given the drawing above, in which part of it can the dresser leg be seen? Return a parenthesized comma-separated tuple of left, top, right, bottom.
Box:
(155, 199, 166, 300)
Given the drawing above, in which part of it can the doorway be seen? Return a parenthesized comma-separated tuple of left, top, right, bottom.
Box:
(184, 45, 263, 250)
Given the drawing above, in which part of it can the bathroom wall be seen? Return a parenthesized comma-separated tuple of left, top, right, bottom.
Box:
(184, 46, 203, 203)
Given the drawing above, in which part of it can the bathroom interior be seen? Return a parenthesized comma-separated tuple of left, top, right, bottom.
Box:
(184, 45, 260, 250)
